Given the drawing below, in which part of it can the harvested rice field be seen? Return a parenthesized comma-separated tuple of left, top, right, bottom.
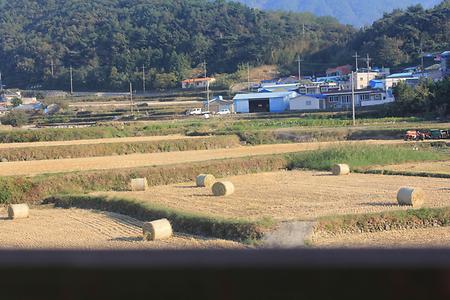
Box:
(371, 160, 450, 175)
(0, 140, 403, 176)
(311, 227, 450, 248)
(96, 170, 450, 222)
(0, 207, 243, 250)
(0, 134, 205, 149)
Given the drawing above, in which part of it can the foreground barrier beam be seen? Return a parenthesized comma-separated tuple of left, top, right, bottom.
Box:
(0, 249, 449, 299)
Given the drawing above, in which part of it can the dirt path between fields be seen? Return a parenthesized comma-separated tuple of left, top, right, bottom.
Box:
(0, 207, 243, 250)
(0, 134, 207, 149)
(0, 140, 404, 176)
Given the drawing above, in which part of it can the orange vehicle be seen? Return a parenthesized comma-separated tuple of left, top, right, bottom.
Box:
(404, 130, 428, 141)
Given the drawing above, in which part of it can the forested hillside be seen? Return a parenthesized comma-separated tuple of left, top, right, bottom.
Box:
(0, 0, 353, 91)
(237, 0, 440, 27)
(349, 1, 450, 67)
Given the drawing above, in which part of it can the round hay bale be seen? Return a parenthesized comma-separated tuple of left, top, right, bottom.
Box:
(7, 204, 30, 220)
(331, 164, 350, 176)
(130, 178, 148, 191)
(397, 187, 425, 208)
(142, 218, 173, 241)
(212, 181, 235, 197)
(196, 174, 216, 188)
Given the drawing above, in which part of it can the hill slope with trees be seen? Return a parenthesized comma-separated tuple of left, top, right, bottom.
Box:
(0, 0, 353, 91)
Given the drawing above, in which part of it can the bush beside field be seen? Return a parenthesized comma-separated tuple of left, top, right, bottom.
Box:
(0, 135, 241, 161)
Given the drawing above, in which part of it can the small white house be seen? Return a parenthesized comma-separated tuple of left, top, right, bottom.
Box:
(290, 95, 325, 111)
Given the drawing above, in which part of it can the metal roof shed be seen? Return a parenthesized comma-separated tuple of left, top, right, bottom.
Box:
(233, 92, 297, 113)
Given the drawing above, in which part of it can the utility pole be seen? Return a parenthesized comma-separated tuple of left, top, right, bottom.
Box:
(129, 81, 134, 115)
(419, 42, 425, 72)
(50, 59, 54, 77)
(142, 65, 146, 94)
(365, 53, 372, 71)
(296, 55, 303, 81)
(362, 54, 372, 89)
(204, 61, 210, 112)
(247, 63, 250, 91)
(352, 52, 359, 72)
(69, 65, 73, 95)
(351, 71, 356, 126)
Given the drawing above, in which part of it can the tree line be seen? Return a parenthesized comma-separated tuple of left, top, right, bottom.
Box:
(0, 0, 353, 91)
(0, 0, 449, 92)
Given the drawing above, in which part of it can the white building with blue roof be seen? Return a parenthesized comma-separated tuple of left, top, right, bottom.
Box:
(233, 91, 297, 113)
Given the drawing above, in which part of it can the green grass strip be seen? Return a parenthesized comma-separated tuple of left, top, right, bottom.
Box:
(286, 144, 445, 171)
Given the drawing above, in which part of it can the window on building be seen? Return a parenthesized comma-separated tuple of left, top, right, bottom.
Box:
(360, 94, 370, 101)
(329, 96, 339, 102)
(374, 94, 382, 100)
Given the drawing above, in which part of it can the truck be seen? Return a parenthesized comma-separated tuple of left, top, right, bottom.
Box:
(429, 129, 449, 139)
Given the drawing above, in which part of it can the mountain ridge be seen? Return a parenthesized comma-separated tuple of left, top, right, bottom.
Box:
(236, 0, 442, 27)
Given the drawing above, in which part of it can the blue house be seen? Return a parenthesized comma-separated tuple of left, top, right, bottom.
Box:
(233, 92, 297, 113)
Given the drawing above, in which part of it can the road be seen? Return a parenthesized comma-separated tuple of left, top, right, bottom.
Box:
(0, 140, 403, 176)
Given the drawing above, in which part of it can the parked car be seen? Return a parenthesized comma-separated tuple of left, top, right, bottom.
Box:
(186, 108, 203, 116)
(216, 108, 231, 115)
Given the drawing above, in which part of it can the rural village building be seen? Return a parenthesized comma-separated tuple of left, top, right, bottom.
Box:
(181, 77, 216, 89)
(203, 96, 234, 113)
(233, 91, 297, 113)
(289, 94, 326, 111)
(326, 65, 352, 77)
(324, 89, 394, 110)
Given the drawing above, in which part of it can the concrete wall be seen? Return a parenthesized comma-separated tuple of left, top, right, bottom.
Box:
(290, 96, 321, 111)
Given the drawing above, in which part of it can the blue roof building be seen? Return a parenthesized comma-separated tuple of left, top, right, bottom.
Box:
(233, 92, 297, 113)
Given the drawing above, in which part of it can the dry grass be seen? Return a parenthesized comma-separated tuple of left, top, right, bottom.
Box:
(0, 140, 404, 177)
(311, 227, 450, 248)
(95, 170, 450, 222)
(0, 206, 244, 250)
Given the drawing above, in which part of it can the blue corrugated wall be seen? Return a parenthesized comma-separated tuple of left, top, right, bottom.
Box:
(269, 96, 289, 112)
